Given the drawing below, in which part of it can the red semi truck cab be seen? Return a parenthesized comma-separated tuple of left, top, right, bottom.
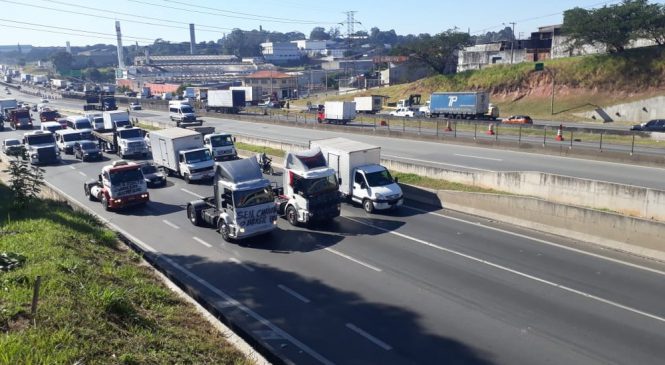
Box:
(85, 160, 149, 210)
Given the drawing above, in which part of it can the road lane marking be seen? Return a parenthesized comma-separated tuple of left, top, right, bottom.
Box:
(181, 188, 205, 199)
(162, 219, 180, 229)
(69, 165, 76, 170)
(278, 284, 311, 304)
(382, 154, 494, 172)
(346, 323, 392, 351)
(320, 246, 382, 272)
(403, 205, 665, 277)
(345, 216, 665, 324)
(44, 181, 333, 365)
(454, 153, 503, 162)
(230, 257, 255, 272)
(78, 171, 87, 177)
(193, 236, 213, 248)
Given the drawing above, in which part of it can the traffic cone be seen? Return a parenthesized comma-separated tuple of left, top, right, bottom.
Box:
(445, 120, 453, 132)
(380, 120, 387, 126)
(486, 123, 495, 135)
(555, 124, 564, 141)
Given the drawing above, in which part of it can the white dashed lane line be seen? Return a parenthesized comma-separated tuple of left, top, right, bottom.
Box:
(277, 284, 310, 304)
(162, 219, 180, 229)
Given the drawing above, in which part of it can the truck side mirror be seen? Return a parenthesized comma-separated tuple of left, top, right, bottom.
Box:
(338, 178, 342, 185)
(98, 174, 102, 182)
(233, 137, 236, 142)
(394, 177, 399, 184)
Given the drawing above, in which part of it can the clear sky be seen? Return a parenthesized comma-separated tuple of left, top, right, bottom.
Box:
(0, 0, 660, 47)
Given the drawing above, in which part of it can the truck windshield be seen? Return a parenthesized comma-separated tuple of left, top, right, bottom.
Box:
(62, 133, 82, 142)
(75, 120, 92, 129)
(181, 106, 194, 114)
(41, 111, 58, 120)
(233, 187, 274, 208)
(118, 129, 141, 139)
(209, 135, 233, 147)
(109, 169, 143, 185)
(365, 170, 394, 187)
(44, 125, 61, 133)
(296, 175, 338, 197)
(79, 141, 97, 150)
(184, 149, 212, 163)
(26, 134, 55, 145)
(114, 120, 130, 129)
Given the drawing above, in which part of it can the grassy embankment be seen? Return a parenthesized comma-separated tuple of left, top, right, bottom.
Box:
(297, 46, 665, 123)
(0, 185, 251, 364)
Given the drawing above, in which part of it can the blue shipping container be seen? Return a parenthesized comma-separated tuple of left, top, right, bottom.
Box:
(430, 91, 489, 115)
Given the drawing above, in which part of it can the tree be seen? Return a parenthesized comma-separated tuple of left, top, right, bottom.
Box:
(310, 27, 330, 40)
(328, 26, 341, 40)
(635, 2, 665, 45)
(3, 149, 44, 208)
(395, 30, 471, 74)
(50, 51, 73, 73)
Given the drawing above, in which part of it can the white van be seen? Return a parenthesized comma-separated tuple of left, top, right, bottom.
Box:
(40, 121, 62, 134)
(65, 116, 93, 131)
(55, 129, 85, 154)
(168, 100, 197, 127)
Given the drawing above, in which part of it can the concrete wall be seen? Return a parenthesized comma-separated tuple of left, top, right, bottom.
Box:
(574, 95, 665, 123)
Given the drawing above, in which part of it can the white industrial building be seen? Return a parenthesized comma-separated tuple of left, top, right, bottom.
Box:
(260, 42, 302, 63)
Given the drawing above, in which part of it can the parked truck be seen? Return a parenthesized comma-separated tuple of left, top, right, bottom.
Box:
(354, 95, 383, 114)
(149, 127, 215, 183)
(23, 130, 61, 165)
(84, 160, 149, 211)
(428, 91, 499, 120)
(278, 147, 341, 226)
(206, 90, 245, 114)
(91, 111, 148, 158)
(230, 86, 262, 106)
(186, 157, 278, 242)
(311, 137, 403, 213)
(317, 101, 356, 125)
(203, 132, 237, 161)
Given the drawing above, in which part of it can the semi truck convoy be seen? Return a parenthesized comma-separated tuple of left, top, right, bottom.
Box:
(186, 157, 278, 242)
(311, 138, 403, 213)
(84, 160, 149, 211)
(427, 91, 499, 120)
(317, 101, 356, 125)
(23, 130, 61, 165)
(206, 90, 245, 114)
(354, 96, 383, 114)
(149, 127, 215, 183)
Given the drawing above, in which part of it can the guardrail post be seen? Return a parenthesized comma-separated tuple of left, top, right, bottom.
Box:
(495, 123, 499, 141)
(570, 131, 573, 149)
(373, 117, 376, 130)
(543, 127, 547, 146)
(454, 121, 457, 138)
(631, 133, 635, 155)
(474, 122, 477, 140)
(436, 119, 439, 137)
(600, 131, 603, 151)
(402, 118, 405, 132)
(418, 119, 421, 135)
(518, 125, 522, 144)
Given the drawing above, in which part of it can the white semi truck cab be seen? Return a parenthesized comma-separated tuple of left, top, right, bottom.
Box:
(187, 157, 278, 242)
(279, 147, 341, 226)
(203, 133, 237, 161)
(23, 130, 61, 165)
(115, 126, 149, 159)
(311, 137, 403, 213)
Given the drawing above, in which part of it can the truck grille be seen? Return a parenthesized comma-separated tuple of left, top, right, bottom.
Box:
(38, 148, 57, 163)
(190, 165, 213, 174)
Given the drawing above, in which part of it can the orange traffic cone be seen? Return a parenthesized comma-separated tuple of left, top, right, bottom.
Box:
(445, 120, 453, 132)
(555, 124, 564, 141)
(486, 123, 495, 135)
(380, 120, 387, 126)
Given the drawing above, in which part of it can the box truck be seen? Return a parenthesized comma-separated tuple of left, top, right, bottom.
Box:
(230, 86, 262, 105)
(316, 101, 356, 125)
(149, 127, 214, 183)
(206, 90, 245, 114)
(354, 95, 383, 114)
(311, 138, 403, 213)
(428, 91, 499, 120)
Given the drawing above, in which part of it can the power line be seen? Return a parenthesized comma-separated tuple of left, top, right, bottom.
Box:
(0, 22, 149, 44)
(0, 18, 154, 42)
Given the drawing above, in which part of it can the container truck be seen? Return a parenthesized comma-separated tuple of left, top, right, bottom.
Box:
(311, 137, 403, 213)
(168, 100, 201, 127)
(186, 157, 278, 242)
(23, 130, 61, 165)
(428, 91, 499, 120)
(206, 90, 245, 114)
(0, 98, 17, 115)
(149, 127, 215, 183)
(203, 132, 237, 161)
(354, 95, 383, 114)
(316, 101, 356, 125)
(84, 160, 149, 211)
(230, 86, 262, 105)
(279, 147, 341, 226)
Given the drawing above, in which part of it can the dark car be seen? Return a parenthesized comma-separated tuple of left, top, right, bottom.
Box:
(73, 140, 102, 161)
(631, 119, 665, 132)
(139, 162, 167, 187)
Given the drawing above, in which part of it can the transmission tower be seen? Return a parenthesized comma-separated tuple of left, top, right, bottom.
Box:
(341, 11, 362, 80)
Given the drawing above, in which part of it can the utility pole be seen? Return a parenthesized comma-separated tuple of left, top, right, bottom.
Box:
(509, 22, 516, 64)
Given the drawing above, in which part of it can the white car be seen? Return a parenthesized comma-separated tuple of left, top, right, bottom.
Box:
(2, 138, 23, 155)
(389, 107, 422, 118)
(130, 102, 142, 110)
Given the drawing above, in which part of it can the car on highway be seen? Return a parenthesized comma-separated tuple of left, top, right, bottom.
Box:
(56, 118, 68, 129)
(389, 107, 422, 118)
(129, 102, 142, 110)
(631, 119, 665, 132)
(502, 115, 534, 124)
(73, 140, 102, 161)
(139, 161, 167, 187)
(2, 138, 23, 156)
(40, 99, 49, 104)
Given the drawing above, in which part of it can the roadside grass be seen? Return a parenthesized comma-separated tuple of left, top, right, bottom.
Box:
(235, 142, 285, 158)
(0, 184, 252, 365)
(135, 122, 161, 131)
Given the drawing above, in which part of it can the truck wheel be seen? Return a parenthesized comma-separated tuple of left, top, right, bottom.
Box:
(84, 185, 94, 201)
(101, 196, 110, 211)
(218, 220, 232, 242)
(184, 173, 191, 184)
(363, 199, 374, 214)
(286, 206, 298, 226)
(187, 204, 201, 226)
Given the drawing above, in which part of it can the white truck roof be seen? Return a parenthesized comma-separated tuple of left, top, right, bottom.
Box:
(216, 157, 267, 190)
(151, 127, 200, 139)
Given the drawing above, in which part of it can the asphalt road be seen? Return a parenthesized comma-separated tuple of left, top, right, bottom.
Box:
(3, 114, 665, 364)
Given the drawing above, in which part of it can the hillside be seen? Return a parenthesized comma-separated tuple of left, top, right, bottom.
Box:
(304, 46, 665, 123)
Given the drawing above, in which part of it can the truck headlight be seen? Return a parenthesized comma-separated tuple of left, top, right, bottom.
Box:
(31, 154, 38, 158)
(273, 220, 278, 225)
(114, 199, 122, 203)
(375, 193, 385, 200)
(239, 227, 245, 233)
(140, 194, 148, 198)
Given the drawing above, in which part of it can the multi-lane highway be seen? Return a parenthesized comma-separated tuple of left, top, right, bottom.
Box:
(2, 91, 665, 364)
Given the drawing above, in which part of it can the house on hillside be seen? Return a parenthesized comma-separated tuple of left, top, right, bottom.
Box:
(243, 70, 298, 99)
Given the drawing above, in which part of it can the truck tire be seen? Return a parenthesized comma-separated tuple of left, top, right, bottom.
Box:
(363, 199, 374, 214)
(84, 184, 94, 201)
(101, 196, 110, 211)
(187, 204, 201, 226)
(218, 220, 232, 242)
(184, 173, 191, 184)
(286, 206, 298, 226)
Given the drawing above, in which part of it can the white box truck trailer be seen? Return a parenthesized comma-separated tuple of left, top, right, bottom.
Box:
(149, 127, 214, 183)
(316, 101, 356, 125)
(354, 95, 383, 114)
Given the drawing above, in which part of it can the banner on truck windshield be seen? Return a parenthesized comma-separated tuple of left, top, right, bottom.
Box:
(235, 205, 276, 227)
(111, 181, 144, 198)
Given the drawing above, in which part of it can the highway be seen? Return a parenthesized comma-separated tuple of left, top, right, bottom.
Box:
(28, 95, 665, 190)
(2, 96, 665, 364)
